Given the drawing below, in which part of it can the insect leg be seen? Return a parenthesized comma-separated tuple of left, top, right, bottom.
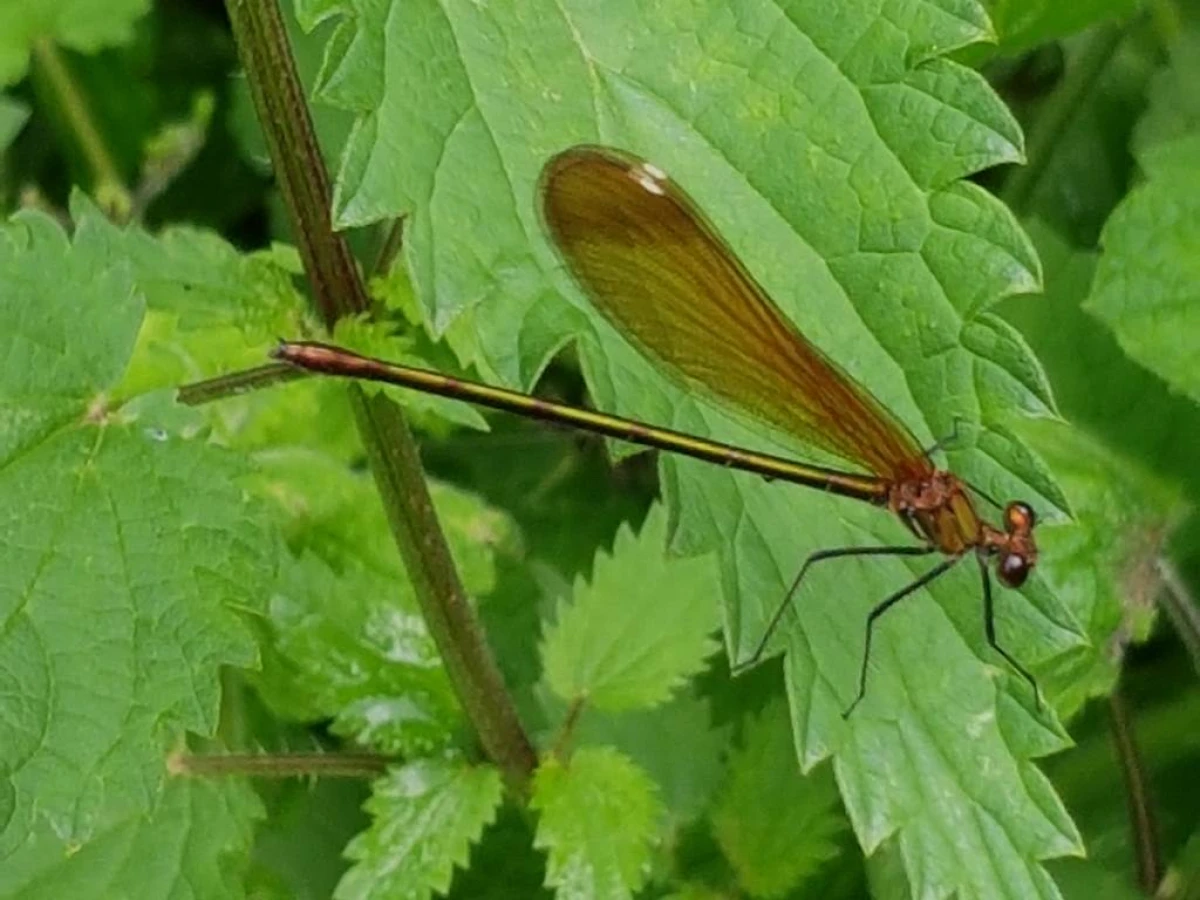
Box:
(732, 544, 936, 675)
(843, 554, 963, 718)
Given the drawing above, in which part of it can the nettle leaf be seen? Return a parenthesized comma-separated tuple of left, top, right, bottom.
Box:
(574, 692, 727, 826)
(0, 0, 149, 87)
(541, 504, 721, 711)
(1087, 138, 1200, 403)
(1084, 31, 1200, 405)
(532, 746, 663, 899)
(711, 699, 849, 898)
(314, 1, 1084, 895)
(0, 206, 268, 876)
(337, 760, 504, 900)
(249, 450, 517, 754)
(1, 772, 262, 900)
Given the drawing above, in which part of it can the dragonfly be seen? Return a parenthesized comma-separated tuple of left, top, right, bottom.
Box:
(273, 145, 1042, 715)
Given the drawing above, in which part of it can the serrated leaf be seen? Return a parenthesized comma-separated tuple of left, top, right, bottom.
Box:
(711, 700, 848, 899)
(575, 693, 728, 824)
(337, 760, 504, 900)
(542, 504, 720, 711)
(1086, 135, 1200, 403)
(0, 0, 150, 87)
(313, 3, 1084, 897)
(532, 746, 663, 899)
(250, 452, 516, 754)
(260, 551, 464, 756)
(0, 770, 262, 899)
(0, 203, 267, 864)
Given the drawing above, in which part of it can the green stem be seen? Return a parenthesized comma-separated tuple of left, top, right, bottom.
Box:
(1001, 23, 1127, 216)
(170, 751, 390, 779)
(31, 38, 131, 220)
(223, 0, 537, 789)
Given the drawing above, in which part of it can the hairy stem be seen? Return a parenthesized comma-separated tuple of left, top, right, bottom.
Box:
(223, 0, 536, 788)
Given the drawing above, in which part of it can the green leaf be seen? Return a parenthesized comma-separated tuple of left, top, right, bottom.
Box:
(711, 700, 848, 898)
(0, 0, 150, 87)
(0, 205, 267, 862)
(575, 692, 728, 825)
(1086, 135, 1200, 403)
(1001, 220, 1200, 578)
(0, 93, 27, 149)
(0, 772, 262, 899)
(315, 3, 1083, 897)
(542, 504, 720, 711)
(977, 0, 1138, 56)
(532, 746, 663, 899)
(250, 453, 516, 754)
(337, 760, 504, 900)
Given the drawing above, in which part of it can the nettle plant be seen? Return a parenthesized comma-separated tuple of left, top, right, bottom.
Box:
(1, 1, 1196, 899)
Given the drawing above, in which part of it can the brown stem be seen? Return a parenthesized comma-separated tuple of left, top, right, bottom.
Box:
(170, 751, 390, 779)
(1155, 556, 1200, 676)
(1108, 688, 1161, 893)
(223, 0, 536, 788)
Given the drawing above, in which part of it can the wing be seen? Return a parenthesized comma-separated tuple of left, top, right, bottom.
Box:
(539, 145, 930, 482)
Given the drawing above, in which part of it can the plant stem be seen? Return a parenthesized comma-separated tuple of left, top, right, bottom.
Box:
(1155, 556, 1200, 675)
(1107, 689, 1161, 893)
(170, 751, 390, 779)
(31, 39, 131, 220)
(223, 0, 536, 789)
(1001, 22, 1127, 215)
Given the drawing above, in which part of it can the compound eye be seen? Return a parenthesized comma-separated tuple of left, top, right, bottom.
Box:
(1005, 501, 1036, 533)
(998, 553, 1030, 588)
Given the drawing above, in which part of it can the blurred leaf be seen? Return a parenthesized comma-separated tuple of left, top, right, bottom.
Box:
(1087, 137, 1200, 402)
(542, 504, 721, 711)
(1001, 31, 1156, 244)
(0, 203, 268, 871)
(338, 760, 504, 900)
(711, 700, 848, 899)
(575, 692, 728, 825)
(1132, 29, 1200, 157)
(0, 93, 28, 149)
(313, 3, 1086, 897)
(1012, 418, 1185, 718)
(0, 0, 150, 87)
(979, 0, 1139, 57)
(447, 803, 551, 900)
(250, 764, 370, 900)
(532, 746, 663, 898)
(1002, 220, 1200, 578)
(1161, 828, 1200, 900)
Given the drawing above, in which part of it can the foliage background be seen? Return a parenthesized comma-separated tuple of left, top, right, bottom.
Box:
(0, 1, 1197, 899)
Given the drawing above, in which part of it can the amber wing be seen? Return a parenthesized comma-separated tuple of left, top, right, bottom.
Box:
(540, 145, 930, 482)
